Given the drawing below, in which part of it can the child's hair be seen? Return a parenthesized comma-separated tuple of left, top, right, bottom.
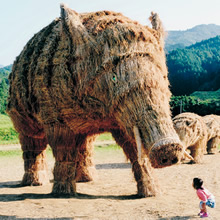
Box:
(193, 178, 203, 190)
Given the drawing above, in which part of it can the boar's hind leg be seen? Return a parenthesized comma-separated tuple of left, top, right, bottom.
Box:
(111, 130, 158, 197)
(46, 126, 83, 196)
(75, 135, 97, 182)
(20, 135, 49, 186)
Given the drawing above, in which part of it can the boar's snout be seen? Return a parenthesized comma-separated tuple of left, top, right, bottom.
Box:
(149, 138, 183, 168)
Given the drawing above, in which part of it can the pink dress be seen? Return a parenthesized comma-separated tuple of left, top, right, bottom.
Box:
(197, 188, 214, 202)
(197, 187, 215, 210)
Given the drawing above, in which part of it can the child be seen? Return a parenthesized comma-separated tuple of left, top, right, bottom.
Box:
(193, 177, 215, 218)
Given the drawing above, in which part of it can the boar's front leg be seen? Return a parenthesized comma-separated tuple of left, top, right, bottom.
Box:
(46, 125, 80, 196)
(207, 137, 219, 154)
(20, 135, 49, 186)
(132, 157, 159, 197)
(111, 130, 159, 197)
(188, 138, 206, 164)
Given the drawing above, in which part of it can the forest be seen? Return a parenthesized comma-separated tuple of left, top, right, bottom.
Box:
(166, 35, 220, 116)
(167, 35, 220, 96)
(0, 65, 10, 114)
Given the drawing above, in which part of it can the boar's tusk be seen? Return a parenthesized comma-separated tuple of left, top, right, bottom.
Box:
(184, 150, 194, 161)
(133, 126, 142, 162)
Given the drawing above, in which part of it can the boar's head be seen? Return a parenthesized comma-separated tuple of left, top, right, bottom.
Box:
(56, 5, 185, 168)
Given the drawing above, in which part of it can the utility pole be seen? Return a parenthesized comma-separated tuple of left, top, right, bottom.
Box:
(180, 100, 182, 113)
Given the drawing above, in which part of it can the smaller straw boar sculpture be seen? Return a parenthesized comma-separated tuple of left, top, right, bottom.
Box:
(7, 4, 186, 197)
(173, 112, 208, 163)
(203, 114, 220, 154)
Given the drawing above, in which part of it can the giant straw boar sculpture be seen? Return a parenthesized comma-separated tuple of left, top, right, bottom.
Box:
(203, 114, 220, 154)
(7, 4, 185, 197)
(173, 112, 208, 163)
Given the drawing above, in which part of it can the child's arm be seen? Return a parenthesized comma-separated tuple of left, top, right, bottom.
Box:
(197, 190, 207, 202)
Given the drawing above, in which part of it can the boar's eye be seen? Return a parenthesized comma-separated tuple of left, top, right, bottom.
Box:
(111, 73, 118, 83)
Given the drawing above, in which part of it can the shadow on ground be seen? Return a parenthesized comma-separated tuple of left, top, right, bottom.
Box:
(0, 180, 139, 202)
(0, 192, 139, 202)
(0, 181, 21, 188)
(158, 216, 197, 220)
(95, 162, 131, 169)
(0, 216, 73, 220)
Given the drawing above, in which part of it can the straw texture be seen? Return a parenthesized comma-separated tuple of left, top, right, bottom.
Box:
(173, 112, 208, 163)
(203, 114, 220, 154)
(7, 5, 183, 197)
(19, 135, 49, 186)
(75, 135, 97, 182)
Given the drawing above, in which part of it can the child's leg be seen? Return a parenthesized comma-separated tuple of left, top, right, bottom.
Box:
(200, 201, 207, 213)
(206, 198, 216, 208)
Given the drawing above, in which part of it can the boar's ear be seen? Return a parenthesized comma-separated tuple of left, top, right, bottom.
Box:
(60, 3, 83, 28)
(149, 12, 166, 46)
(186, 120, 197, 127)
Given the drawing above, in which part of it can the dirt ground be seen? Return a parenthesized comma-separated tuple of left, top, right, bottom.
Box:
(0, 144, 219, 220)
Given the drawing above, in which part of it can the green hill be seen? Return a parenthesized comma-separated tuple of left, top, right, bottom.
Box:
(165, 24, 220, 52)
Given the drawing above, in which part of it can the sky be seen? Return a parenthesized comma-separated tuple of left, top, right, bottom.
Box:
(0, 0, 220, 66)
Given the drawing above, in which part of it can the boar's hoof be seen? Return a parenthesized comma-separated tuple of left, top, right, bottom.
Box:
(75, 166, 96, 182)
(21, 170, 49, 186)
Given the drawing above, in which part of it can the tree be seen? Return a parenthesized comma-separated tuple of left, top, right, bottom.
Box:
(170, 93, 220, 117)
(167, 36, 220, 95)
(0, 78, 9, 114)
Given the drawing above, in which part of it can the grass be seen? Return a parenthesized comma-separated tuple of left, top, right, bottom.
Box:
(96, 132, 113, 141)
(0, 114, 114, 145)
(0, 114, 19, 144)
(0, 149, 22, 157)
(0, 114, 118, 157)
(0, 144, 122, 159)
(0, 113, 120, 163)
(191, 89, 220, 101)
(95, 144, 121, 154)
